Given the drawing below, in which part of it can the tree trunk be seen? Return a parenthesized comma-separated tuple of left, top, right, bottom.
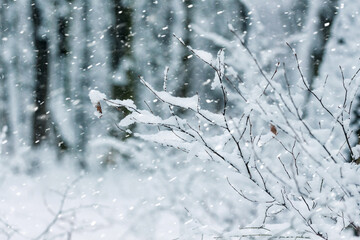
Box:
(0, 0, 12, 155)
(50, 0, 73, 159)
(108, 0, 136, 141)
(74, 0, 91, 169)
(31, 0, 49, 147)
(176, 0, 194, 98)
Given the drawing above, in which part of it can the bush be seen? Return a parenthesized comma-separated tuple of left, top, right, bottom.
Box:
(90, 33, 360, 239)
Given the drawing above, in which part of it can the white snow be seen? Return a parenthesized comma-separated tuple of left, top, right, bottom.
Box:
(105, 99, 137, 110)
(89, 90, 107, 106)
(141, 78, 198, 110)
(191, 48, 214, 64)
(352, 145, 360, 159)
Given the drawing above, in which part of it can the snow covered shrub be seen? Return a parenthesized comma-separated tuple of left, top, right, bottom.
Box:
(90, 31, 360, 239)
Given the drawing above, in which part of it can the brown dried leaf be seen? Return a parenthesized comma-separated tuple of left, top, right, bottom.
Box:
(95, 102, 103, 118)
(270, 124, 277, 135)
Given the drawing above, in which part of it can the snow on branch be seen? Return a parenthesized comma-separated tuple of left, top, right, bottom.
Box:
(90, 33, 360, 239)
(139, 76, 199, 110)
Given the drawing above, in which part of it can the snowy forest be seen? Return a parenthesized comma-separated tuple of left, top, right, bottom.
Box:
(1, 0, 360, 239)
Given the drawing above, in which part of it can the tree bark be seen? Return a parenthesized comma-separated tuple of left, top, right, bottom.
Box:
(31, 0, 50, 147)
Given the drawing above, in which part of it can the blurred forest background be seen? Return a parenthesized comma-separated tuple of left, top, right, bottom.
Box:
(2, 0, 359, 169)
(0, 0, 360, 239)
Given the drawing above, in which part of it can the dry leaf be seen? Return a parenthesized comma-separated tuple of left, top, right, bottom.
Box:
(95, 102, 103, 117)
(270, 124, 277, 135)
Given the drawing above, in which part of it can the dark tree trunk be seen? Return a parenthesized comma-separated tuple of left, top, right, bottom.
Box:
(0, 0, 12, 154)
(56, 2, 72, 100)
(309, 0, 338, 79)
(74, 0, 91, 169)
(109, 0, 132, 72)
(50, 0, 73, 159)
(301, 0, 338, 119)
(237, 1, 250, 45)
(176, 0, 194, 98)
(107, 0, 136, 142)
(31, 0, 49, 147)
(109, 0, 135, 102)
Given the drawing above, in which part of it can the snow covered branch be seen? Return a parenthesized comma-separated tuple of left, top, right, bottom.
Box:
(90, 34, 360, 239)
